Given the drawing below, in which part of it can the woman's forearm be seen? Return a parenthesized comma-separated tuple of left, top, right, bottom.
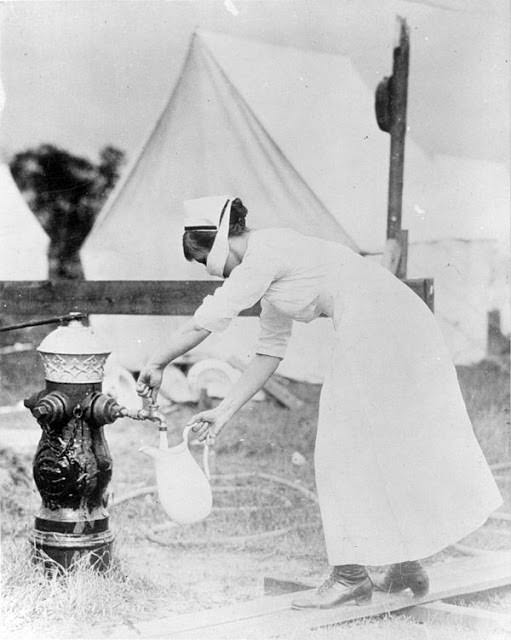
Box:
(217, 354, 281, 420)
(146, 319, 211, 368)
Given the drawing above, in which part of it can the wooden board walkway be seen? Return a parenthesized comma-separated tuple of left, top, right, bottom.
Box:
(101, 551, 511, 639)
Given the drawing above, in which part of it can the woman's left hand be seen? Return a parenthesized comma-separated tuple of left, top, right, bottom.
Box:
(186, 406, 230, 444)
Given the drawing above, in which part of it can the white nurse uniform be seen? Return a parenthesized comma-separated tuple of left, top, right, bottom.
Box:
(193, 228, 502, 565)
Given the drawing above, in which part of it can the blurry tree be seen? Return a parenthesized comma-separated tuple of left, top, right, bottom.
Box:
(9, 144, 125, 279)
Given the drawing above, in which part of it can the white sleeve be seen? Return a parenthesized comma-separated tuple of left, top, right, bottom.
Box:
(255, 299, 293, 359)
(193, 247, 281, 333)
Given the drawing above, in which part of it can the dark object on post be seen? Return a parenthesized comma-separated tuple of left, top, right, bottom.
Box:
(375, 16, 410, 280)
(375, 76, 393, 134)
(229, 356, 304, 410)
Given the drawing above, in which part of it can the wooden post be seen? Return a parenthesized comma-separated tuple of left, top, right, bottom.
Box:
(487, 309, 510, 359)
(375, 16, 410, 280)
(387, 18, 409, 243)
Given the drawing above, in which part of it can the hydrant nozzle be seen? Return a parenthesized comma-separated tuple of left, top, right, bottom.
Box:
(25, 390, 71, 426)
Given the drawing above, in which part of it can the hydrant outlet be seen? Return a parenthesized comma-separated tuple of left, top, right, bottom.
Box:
(83, 392, 124, 427)
(26, 391, 71, 426)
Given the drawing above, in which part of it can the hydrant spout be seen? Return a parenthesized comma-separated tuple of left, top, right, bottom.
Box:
(118, 405, 165, 426)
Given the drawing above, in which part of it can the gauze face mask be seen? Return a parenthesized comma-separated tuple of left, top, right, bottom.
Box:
(206, 198, 232, 278)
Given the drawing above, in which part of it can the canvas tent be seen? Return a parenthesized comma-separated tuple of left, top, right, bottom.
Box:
(81, 31, 509, 379)
(0, 163, 49, 280)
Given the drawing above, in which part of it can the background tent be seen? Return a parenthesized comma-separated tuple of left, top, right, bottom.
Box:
(81, 30, 370, 381)
(0, 163, 49, 280)
(81, 31, 509, 378)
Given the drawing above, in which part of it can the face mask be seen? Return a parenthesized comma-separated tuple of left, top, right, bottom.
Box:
(206, 198, 232, 278)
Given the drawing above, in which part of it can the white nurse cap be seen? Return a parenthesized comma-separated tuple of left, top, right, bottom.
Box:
(183, 195, 234, 278)
(183, 195, 231, 230)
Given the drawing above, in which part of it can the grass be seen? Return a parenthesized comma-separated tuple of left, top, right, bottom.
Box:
(0, 358, 509, 639)
(456, 361, 511, 464)
(0, 350, 45, 407)
(1, 542, 164, 639)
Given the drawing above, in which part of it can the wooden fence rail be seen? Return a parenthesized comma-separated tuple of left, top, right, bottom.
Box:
(0, 279, 434, 319)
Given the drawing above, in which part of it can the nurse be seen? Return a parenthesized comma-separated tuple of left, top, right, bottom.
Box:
(137, 195, 502, 609)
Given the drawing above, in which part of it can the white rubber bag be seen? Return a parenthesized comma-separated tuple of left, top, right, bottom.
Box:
(140, 426, 212, 524)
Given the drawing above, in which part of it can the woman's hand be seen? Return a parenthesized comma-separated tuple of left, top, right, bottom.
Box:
(185, 354, 280, 444)
(134, 321, 211, 404)
(136, 364, 164, 403)
(186, 406, 231, 444)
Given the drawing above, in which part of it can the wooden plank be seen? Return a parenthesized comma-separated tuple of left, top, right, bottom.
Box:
(229, 357, 304, 410)
(260, 379, 304, 410)
(0, 280, 258, 317)
(99, 552, 511, 639)
(423, 277, 435, 312)
(487, 309, 510, 358)
(396, 229, 408, 279)
(381, 232, 408, 279)
(488, 511, 511, 523)
(381, 237, 402, 275)
(405, 601, 511, 632)
(0, 278, 434, 318)
(491, 461, 511, 473)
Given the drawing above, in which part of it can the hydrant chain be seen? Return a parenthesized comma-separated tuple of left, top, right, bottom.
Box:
(73, 405, 83, 419)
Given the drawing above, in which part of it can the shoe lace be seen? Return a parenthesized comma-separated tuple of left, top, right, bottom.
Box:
(316, 574, 337, 594)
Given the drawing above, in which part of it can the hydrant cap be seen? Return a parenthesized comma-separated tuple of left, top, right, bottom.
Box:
(38, 320, 110, 356)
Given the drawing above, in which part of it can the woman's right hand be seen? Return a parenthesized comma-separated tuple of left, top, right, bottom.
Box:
(136, 364, 164, 403)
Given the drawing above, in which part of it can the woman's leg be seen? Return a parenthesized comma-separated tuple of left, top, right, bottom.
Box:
(291, 564, 372, 609)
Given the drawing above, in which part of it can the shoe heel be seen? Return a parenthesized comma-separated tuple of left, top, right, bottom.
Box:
(410, 578, 429, 598)
(355, 589, 372, 605)
(408, 571, 429, 598)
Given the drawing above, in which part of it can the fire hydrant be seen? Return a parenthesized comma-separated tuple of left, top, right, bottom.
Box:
(21, 314, 138, 571)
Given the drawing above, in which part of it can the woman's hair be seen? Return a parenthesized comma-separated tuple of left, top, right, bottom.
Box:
(182, 197, 248, 264)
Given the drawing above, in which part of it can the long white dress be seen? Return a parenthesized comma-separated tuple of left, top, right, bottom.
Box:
(194, 228, 502, 565)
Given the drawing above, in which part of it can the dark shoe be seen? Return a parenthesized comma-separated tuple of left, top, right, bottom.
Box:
(372, 561, 429, 598)
(291, 573, 373, 609)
